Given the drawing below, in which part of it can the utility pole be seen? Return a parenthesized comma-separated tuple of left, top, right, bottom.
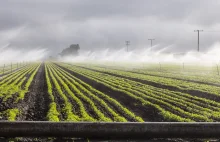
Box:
(148, 39, 155, 50)
(194, 30, 203, 52)
(125, 41, 130, 52)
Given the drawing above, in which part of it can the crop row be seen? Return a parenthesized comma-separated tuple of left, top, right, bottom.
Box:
(71, 64, 220, 98)
(0, 64, 36, 85)
(0, 64, 38, 100)
(57, 63, 220, 122)
(0, 63, 41, 121)
(45, 62, 143, 122)
(78, 63, 220, 85)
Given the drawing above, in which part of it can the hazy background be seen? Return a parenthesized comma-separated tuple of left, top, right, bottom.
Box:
(1, 0, 220, 62)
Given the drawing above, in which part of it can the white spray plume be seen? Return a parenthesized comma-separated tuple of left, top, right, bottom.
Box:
(0, 25, 48, 65)
(60, 42, 220, 66)
(0, 47, 48, 65)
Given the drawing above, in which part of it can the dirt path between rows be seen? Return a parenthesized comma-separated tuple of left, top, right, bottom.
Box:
(17, 63, 49, 121)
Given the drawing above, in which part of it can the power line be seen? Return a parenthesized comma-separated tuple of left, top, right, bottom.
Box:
(202, 30, 220, 32)
(125, 41, 130, 52)
(194, 30, 203, 52)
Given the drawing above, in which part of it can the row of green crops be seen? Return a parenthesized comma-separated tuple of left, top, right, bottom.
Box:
(75, 63, 220, 85)
(70, 64, 220, 98)
(45, 62, 143, 122)
(57, 62, 220, 122)
(46, 64, 80, 121)
(0, 63, 41, 121)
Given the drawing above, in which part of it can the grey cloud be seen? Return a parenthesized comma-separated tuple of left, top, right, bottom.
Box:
(0, 0, 220, 55)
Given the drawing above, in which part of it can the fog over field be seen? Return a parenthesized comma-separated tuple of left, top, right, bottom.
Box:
(61, 42, 220, 65)
(1, 0, 220, 64)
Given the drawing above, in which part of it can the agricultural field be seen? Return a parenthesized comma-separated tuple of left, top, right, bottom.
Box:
(1, 62, 220, 122)
(0, 62, 27, 75)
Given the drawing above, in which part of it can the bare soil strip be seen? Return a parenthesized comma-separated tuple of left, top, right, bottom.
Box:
(18, 63, 49, 121)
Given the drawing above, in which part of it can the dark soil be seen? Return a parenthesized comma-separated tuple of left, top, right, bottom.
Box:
(17, 63, 49, 121)
(56, 64, 165, 122)
(0, 95, 17, 112)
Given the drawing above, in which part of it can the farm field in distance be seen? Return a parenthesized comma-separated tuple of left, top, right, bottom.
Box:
(1, 61, 220, 122)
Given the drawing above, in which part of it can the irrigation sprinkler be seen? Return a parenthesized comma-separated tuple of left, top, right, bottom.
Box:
(1, 122, 220, 139)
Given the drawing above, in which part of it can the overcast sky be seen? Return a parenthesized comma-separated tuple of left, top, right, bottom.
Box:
(1, 0, 220, 55)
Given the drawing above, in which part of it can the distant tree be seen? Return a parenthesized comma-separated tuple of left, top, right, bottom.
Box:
(60, 44, 80, 57)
